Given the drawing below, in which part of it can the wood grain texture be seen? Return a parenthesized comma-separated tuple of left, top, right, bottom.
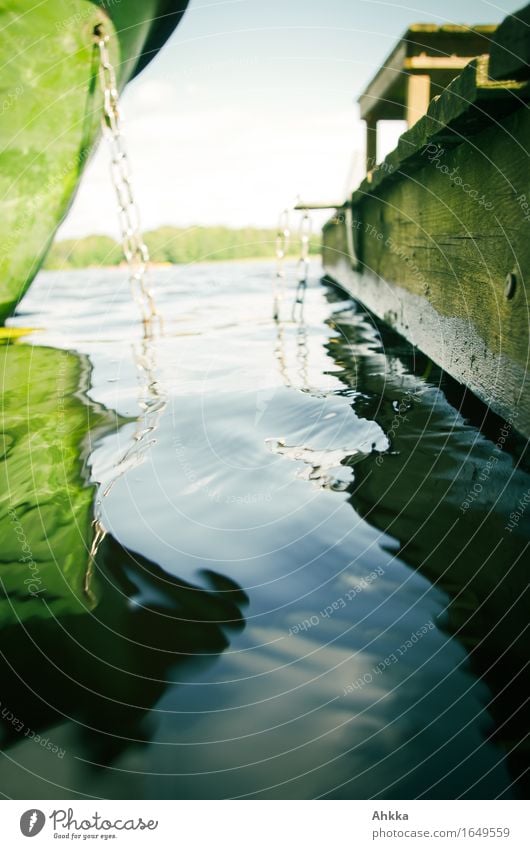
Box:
(356, 57, 529, 203)
(489, 3, 530, 81)
(324, 9, 530, 440)
(323, 101, 530, 437)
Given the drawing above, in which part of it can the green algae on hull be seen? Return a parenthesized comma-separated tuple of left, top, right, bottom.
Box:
(0, 0, 188, 323)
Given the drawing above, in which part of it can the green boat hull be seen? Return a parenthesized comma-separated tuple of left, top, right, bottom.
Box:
(0, 0, 188, 323)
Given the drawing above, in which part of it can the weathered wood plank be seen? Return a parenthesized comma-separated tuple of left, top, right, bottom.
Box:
(356, 56, 529, 201)
(406, 74, 431, 126)
(359, 24, 497, 122)
(489, 3, 530, 81)
(323, 6, 530, 435)
(323, 102, 530, 437)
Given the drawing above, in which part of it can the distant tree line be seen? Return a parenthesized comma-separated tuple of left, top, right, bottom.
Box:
(44, 226, 321, 269)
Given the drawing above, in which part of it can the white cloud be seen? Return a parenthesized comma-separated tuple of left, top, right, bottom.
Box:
(59, 98, 364, 239)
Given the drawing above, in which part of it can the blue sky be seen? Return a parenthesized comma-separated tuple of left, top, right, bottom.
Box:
(60, 0, 522, 237)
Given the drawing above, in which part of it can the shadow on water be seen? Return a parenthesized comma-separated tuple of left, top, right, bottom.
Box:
(1, 268, 529, 799)
(322, 280, 530, 797)
(0, 340, 247, 794)
(0, 535, 247, 767)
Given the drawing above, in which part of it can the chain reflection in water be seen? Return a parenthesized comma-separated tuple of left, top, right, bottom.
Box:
(273, 311, 310, 394)
(85, 30, 167, 583)
(86, 330, 167, 592)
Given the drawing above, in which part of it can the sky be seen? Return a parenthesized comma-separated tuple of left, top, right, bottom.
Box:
(59, 0, 522, 239)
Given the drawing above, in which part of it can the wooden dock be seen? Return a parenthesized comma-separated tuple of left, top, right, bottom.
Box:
(322, 6, 530, 439)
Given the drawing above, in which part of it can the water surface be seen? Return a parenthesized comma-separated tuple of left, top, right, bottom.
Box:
(1, 261, 528, 799)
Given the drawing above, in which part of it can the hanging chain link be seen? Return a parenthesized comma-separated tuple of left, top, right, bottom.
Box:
(96, 31, 157, 326)
(273, 207, 312, 322)
(85, 30, 164, 594)
(297, 212, 312, 285)
(275, 208, 290, 279)
(273, 208, 290, 320)
(270, 206, 311, 393)
(85, 334, 167, 599)
(292, 211, 312, 320)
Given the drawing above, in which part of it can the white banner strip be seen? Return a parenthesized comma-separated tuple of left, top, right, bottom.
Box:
(0, 800, 527, 847)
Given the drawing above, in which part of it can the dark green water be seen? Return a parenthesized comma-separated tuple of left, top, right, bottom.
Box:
(0, 261, 528, 799)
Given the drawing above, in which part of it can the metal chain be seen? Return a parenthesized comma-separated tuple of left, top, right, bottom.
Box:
(292, 211, 312, 320)
(84, 32, 164, 593)
(275, 208, 290, 278)
(85, 335, 167, 598)
(272, 307, 310, 393)
(273, 208, 290, 320)
(96, 32, 157, 326)
(297, 212, 312, 285)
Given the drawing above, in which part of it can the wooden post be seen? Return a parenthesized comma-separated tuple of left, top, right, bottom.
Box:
(365, 114, 378, 172)
(406, 74, 431, 127)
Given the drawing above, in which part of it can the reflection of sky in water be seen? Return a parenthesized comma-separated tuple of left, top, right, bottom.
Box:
(2, 261, 528, 799)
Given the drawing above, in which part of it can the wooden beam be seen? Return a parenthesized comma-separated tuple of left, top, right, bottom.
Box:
(358, 41, 406, 121)
(352, 56, 528, 205)
(323, 100, 530, 438)
(489, 3, 530, 81)
(358, 23, 497, 121)
(365, 114, 378, 171)
(406, 73, 431, 126)
(404, 55, 478, 71)
(294, 202, 346, 210)
(324, 13, 530, 435)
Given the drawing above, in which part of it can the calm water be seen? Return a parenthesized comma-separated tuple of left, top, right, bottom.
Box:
(0, 260, 529, 799)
